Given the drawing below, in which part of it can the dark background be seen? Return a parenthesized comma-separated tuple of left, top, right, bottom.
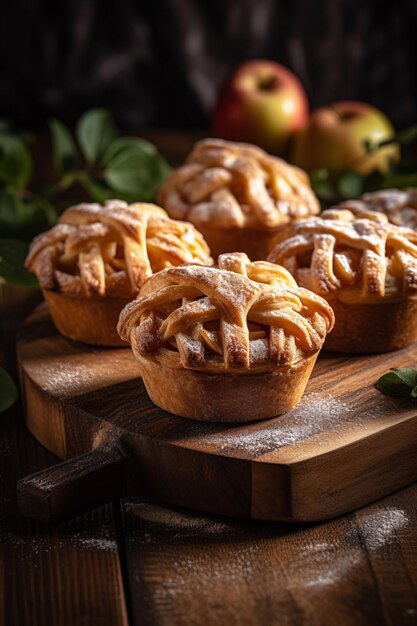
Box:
(0, 0, 416, 132)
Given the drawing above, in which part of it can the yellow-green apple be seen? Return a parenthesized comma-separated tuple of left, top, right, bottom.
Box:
(291, 101, 399, 175)
(213, 60, 309, 154)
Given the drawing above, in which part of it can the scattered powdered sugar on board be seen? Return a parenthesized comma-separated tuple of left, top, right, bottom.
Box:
(78, 537, 117, 551)
(186, 392, 357, 456)
(129, 501, 413, 611)
(123, 499, 415, 622)
(27, 348, 136, 397)
(277, 507, 410, 591)
(33, 360, 97, 397)
(129, 504, 261, 607)
(151, 542, 261, 605)
(287, 541, 361, 589)
(358, 507, 409, 550)
(0, 526, 117, 557)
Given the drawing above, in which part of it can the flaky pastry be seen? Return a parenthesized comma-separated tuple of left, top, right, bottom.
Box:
(157, 138, 320, 259)
(118, 252, 334, 421)
(27, 199, 211, 297)
(329, 188, 417, 230)
(268, 210, 417, 353)
(26, 199, 212, 346)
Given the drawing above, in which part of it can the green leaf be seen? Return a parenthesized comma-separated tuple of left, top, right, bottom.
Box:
(390, 367, 417, 387)
(393, 125, 417, 147)
(32, 195, 56, 227)
(375, 372, 412, 398)
(79, 175, 110, 203)
(0, 190, 56, 240)
(338, 172, 364, 199)
(103, 137, 157, 164)
(309, 169, 337, 204)
(76, 109, 118, 164)
(375, 368, 417, 399)
(0, 368, 18, 413)
(0, 135, 32, 188)
(383, 172, 417, 189)
(0, 238, 38, 286)
(104, 147, 170, 201)
(0, 190, 19, 230)
(49, 118, 78, 174)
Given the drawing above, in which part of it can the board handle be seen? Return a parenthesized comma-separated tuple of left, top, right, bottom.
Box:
(17, 443, 127, 524)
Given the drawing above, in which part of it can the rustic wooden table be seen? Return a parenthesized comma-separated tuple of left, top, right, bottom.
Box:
(2, 290, 417, 626)
(2, 388, 417, 626)
(2, 133, 417, 625)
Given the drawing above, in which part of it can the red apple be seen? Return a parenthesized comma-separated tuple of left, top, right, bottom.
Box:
(291, 101, 399, 175)
(213, 60, 309, 155)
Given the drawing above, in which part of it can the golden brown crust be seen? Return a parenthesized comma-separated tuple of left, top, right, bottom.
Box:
(268, 210, 417, 300)
(26, 200, 212, 298)
(329, 188, 417, 230)
(158, 138, 320, 230)
(135, 348, 319, 422)
(193, 223, 287, 261)
(118, 252, 334, 373)
(43, 289, 130, 347)
(323, 297, 417, 354)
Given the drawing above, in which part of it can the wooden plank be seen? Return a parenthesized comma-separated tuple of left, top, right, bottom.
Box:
(0, 293, 130, 626)
(0, 403, 130, 626)
(121, 485, 417, 626)
(17, 304, 417, 522)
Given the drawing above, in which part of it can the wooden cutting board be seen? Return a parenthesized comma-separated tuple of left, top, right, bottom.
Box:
(17, 303, 417, 524)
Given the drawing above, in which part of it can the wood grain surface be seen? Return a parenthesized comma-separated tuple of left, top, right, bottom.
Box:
(17, 303, 417, 523)
(0, 409, 129, 626)
(0, 292, 129, 626)
(121, 486, 417, 626)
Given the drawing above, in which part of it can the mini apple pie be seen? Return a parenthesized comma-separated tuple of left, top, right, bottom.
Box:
(157, 138, 319, 260)
(26, 200, 212, 346)
(118, 252, 334, 422)
(328, 188, 417, 230)
(268, 210, 417, 353)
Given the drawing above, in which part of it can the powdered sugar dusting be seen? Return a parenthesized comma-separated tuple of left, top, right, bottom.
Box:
(0, 527, 117, 556)
(175, 264, 256, 310)
(288, 506, 410, 595)
(249, 338, 268, 364)
(288, 541, 361, 589)
(78, 537, 117, 551)
(358, 507, 409, 550)
(128, 500, 413, 607)
(28, 349, 136, 397)
(34, 360, 93, 396)
(152, 542, 261, 600)
(182, 392, 357, 456)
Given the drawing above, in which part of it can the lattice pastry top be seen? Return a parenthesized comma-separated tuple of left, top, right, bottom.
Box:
(118, 252, 334, 373)
(26, 200, 212, 298)
(267, 210, 417, 299)
(157, 138, 320, 229)
(328, 188, 417, 230)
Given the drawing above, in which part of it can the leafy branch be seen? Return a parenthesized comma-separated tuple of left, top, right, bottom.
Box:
(48, 110, 170, 205)
(310, 124, 417, 208)
(0, 109, 170, 286)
